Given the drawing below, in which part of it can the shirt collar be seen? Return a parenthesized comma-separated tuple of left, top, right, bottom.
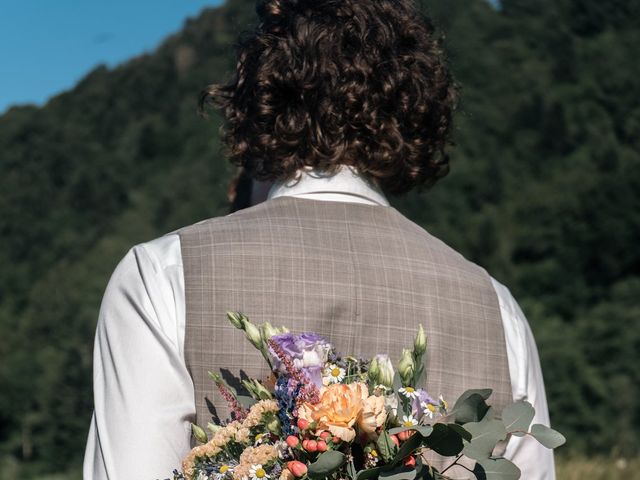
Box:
(266, 164, 390, 206)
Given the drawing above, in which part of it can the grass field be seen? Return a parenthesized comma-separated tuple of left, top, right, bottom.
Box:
(555, 456, 640, 480)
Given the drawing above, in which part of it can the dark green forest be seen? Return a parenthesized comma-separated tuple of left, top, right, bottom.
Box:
(0, 0, 638, 477)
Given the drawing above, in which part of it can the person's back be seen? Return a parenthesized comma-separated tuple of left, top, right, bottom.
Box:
(179, 194, 513, 426)
(84, 0, 556, 477)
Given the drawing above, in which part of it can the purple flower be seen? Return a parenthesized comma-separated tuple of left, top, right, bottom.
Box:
(304, 365, 323, 388)
(268, 332, 331, 387)
(411, 388, 436, 417)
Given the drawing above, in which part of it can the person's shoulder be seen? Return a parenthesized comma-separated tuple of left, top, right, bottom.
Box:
(488, 275, 513, 307)
(127, 208, 243, 272)
(394, 212, 496, 277)
(172, 201, 283, 245)
(134, 230, 183, 272)
(487, 274, 525, 322)
(128, 210, 235, 270)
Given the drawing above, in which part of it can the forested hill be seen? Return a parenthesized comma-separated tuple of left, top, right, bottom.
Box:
(0, 0, 638, 476)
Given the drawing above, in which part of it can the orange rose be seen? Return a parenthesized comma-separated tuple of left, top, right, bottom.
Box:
(298, 382, 381, 442)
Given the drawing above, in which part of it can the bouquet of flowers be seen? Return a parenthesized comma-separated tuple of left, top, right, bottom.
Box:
(168, 312, 564, 480)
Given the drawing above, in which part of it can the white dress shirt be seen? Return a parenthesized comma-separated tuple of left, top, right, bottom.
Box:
(83, 165, 555, 479)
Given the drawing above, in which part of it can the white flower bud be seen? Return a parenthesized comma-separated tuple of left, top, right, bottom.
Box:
(261, 322, 278, 342)
(377, 354, 395, 388)
(368, 356, 381, 384)
(226, 311, 245, 329)
(244, 321, 263, 349)
(191, 423, 208, 444)
(207, 422, 221, 435)
(414, 324, 427, 356)
(398, 349, 416, 386)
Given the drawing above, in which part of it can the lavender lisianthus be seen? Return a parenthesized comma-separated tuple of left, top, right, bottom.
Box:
(268, 332, 331, 387)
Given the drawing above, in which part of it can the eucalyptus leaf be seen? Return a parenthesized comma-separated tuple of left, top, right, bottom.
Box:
(307, 451, 347, 479)
(356, 465, 391, 480)
(451, 391, 491, 424)
(462, 419, 507, 461)
(446, 423, 472, 442)
(379, 466, 417, 480)
(502, 401, 534, 434)
(423, 423, 463, 456)
(387, 425, 433, 437)
(483, 407, 497, 421)
(453, 389, 493, 405)
(476, 457, 521, 480)
(529, 424, 566, 449)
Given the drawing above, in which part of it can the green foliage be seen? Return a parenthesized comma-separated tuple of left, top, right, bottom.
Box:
(530, 424, 567, 449)
(501, 401, 535, 434)
(0, 0, 638, 476)
(463, 417, 508, 460)
(450, 389, 492, 424)
(474, 457, 521, 480)
(307, 451, 347, 479)
(361, 393, 560, 480)
(377, 431, 399, 462)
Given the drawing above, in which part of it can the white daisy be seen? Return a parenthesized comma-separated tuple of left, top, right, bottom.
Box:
(214, 465, 233, 480)
(249, 465, 270, 480)
(421, 401, 437, 419)
(323, 364, 346, 384)
(402, 415, 418, 427)
(398, 386, 419, 398)
(439, 394, 448, 411)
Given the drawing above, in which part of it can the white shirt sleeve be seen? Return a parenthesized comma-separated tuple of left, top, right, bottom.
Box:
(83, 235, 195, 479)
(490, 277, 556, 480)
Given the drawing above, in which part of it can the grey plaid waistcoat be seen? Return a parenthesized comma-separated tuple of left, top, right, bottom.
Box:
(179, 195, 512, 473)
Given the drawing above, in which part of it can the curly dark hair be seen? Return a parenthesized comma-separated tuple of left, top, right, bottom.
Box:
(199, 0, 459, 196)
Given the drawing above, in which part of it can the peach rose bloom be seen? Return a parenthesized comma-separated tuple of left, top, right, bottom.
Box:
(359, 393, 387, 435)
(298, 382, 387, 442)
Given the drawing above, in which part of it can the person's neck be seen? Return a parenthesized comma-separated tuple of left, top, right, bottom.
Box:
(266, 164, 389, 206)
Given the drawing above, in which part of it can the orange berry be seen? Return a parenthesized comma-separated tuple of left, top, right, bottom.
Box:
(317, 440, 328, 452)
(287, 461, 308, 477)
(286, 435, 299, 448)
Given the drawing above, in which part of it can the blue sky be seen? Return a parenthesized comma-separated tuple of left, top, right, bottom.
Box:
(0, 0, 224, 115)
